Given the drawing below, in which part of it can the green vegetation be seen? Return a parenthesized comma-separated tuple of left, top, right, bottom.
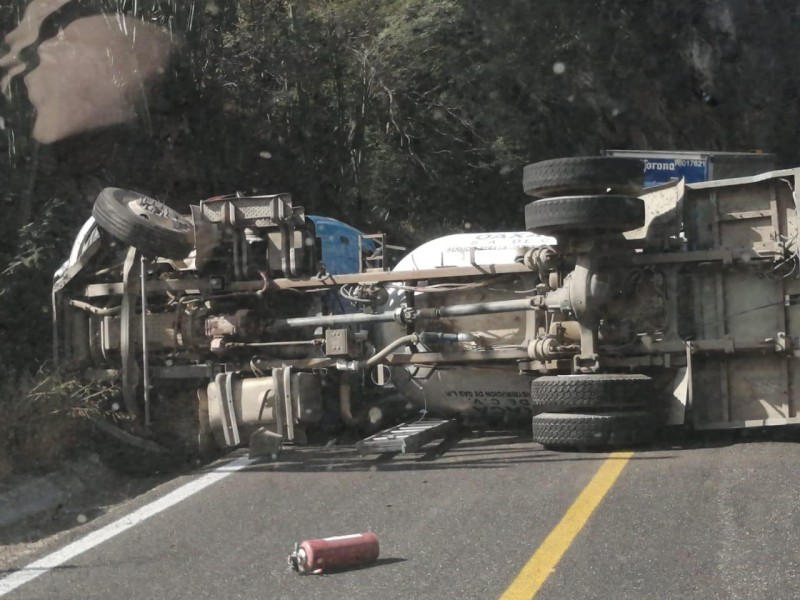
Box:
(2, 0, 800, 383)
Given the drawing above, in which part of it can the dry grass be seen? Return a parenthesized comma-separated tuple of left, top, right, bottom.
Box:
(0, 368, 118, 478)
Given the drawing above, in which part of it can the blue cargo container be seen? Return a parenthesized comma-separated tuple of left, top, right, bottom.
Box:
(307, 215, 376, 275)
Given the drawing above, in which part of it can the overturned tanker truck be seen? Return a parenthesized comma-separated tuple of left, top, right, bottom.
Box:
(52, 151, 800, 464)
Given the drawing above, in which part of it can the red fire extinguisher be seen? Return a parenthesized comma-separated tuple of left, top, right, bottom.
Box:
(288, 532, 380, 574)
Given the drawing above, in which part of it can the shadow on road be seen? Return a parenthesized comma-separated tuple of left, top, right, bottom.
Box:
(238, 430, 677, 475)
(312, 557, 407, 576)
(7, 424, 799, 555)
(231, 422, 800, 475)
(639, 425, 800, 453)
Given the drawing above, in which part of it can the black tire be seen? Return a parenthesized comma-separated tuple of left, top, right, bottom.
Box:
(530, 374, 653, 411)
(522, 157, 644, 198)
(92, 187, 193, 259)
(524, 195, 644, 235)
(532, 411, 656, 448)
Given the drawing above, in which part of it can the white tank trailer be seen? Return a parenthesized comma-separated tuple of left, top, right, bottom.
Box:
(52, 153, 800, 464)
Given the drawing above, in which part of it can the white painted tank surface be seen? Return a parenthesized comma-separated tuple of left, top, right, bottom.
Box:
(376, 231, 555, 423)
(392, 231, 556, 271)
(380, 231, 556, 342)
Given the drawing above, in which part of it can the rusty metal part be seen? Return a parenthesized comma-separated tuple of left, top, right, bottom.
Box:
(549, 320, 581, 344)
(544, 254, 610, 324)
(520, 246, 558, 284)
(205, 309, 258, 339)
(281, 367, 295, 440)
(222, 339, 322, 349)
(541, 253, 608, 371)
(527, 336, 576, 361)
(82, 263, 536, 298)
(140, 256, 151, 426)
(363, 334, 419, 368)
(271, 308, 405, 330)
(249, 347, 530, 372)
(67, 299, 121, 316)
(120, 248, 142, 419)
(339, 376, 358, 426)
(334, 332, 477, 371)
(416, 298, 534, 320)
(270, 298, 534, 331)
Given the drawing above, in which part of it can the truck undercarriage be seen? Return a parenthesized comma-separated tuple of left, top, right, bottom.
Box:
(52, 155, 800, 466)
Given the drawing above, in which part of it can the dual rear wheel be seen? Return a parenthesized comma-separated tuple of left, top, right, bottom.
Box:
(530, 374, 659, 449)
(524, 157, 658, 448)
(522, 156, 646, 237)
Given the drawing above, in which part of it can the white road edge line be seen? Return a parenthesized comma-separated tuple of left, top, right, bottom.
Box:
(0, 455, 254, 598)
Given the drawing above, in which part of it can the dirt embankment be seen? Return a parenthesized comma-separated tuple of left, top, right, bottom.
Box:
(0, 451, 169, 571)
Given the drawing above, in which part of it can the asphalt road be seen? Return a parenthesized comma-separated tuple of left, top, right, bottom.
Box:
(3, 430, 800, 599)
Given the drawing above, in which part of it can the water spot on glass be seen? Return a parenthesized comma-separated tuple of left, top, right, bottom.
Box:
(552, 61, 566, 75)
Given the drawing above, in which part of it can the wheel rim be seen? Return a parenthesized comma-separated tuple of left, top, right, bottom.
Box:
(125, 194, 192, 233)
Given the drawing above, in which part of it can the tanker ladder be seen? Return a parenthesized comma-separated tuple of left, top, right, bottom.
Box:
(356, 419, 459, 455)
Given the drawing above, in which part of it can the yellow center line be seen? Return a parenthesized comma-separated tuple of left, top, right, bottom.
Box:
(499, 451, 634, 600)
